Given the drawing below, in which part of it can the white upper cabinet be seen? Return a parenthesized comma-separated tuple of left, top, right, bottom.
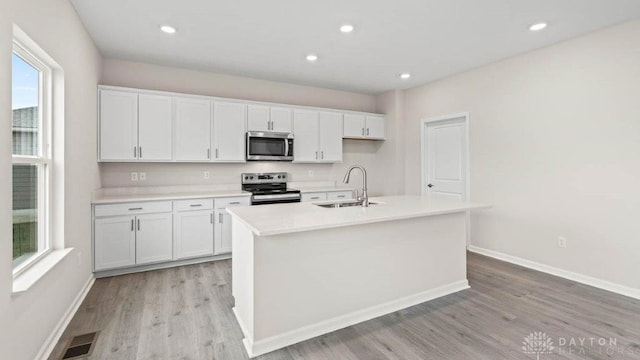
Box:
(293, 110, 342, 163)
(365, 115, 386, 139)
(99, 90, 138, 161)
(318, 112, 343, 162)
(343, 113, 385, 140)
(293, 109, 320, 162)
(213, 101, 246, 162)
(98, 86, 384, 163)
(247, 105, 270, 132)
(270, 107, 292, 132)
(175, 97, 212, 161)
(138, 94, 173, 161)
(247, 105, 292, 133)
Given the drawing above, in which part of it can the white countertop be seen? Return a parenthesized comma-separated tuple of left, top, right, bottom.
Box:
(92, 186, 250, 204)
(227, 195, 491, 236)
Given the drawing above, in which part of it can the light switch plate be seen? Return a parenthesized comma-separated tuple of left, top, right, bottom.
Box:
(139, 172, 146, 181)
(130, 172, 138, 181)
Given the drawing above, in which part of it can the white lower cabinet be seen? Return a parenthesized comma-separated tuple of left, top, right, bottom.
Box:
(135, 213, 173, 265)
(214, 196, 251, 255)
(214, 209, 232, 254)
(175, 208, 214, 260)
(94, 201, 173, 272)
(94, 216, 136, 271)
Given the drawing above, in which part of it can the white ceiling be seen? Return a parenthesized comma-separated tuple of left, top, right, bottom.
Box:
(70, 0, 640, 94)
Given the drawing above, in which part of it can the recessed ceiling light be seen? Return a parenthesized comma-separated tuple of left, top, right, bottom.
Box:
(160, 25, 177, 34)
(400, 73, 411, 80)
(306, 54, 318, 62)
(340, 24, 354, 33)
(529, 22, 547, 32)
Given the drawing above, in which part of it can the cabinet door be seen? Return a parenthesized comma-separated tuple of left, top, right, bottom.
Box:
(135, 213, 173, 265)
(343, 114, 365, 138)
(99, 90, 138, 161)
(247, 105, 270, 132)
(366, 116, 386, 139)
(213, 101, 246, 162)
(318, 112, 343, 162)
(175, 210, 214, 259)
(270, 107, 292, 133)
(175, 98, 211, 161)
(94, 216, 136, 271)
(214, 209, 233, 254)
(138, 94, 173, 161)
(301, 192, 327, 202)
(292, 109, 319, 162)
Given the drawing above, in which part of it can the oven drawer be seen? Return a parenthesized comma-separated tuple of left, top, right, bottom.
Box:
(215, 196, 251, 209)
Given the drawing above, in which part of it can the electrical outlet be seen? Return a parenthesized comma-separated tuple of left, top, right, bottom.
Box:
(558, 236, 567, 248)
(204, 171, 210, 179)
(308, 170, 314, 177)
(130, 172, 138, 182)
(139, 172, 146, 181)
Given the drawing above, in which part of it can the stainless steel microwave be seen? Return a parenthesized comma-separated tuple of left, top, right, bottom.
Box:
(246, 132, 294, 161)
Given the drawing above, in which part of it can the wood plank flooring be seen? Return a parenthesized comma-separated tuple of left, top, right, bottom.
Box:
(49, 253, 640, 359)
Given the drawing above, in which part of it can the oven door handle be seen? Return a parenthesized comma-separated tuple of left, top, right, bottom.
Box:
(252, 193, 301, 201)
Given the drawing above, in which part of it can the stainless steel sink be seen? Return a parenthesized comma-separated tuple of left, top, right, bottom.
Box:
(315, 201, 377, 208)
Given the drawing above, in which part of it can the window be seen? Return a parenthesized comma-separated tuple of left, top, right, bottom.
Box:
(12, 41, 52, 273)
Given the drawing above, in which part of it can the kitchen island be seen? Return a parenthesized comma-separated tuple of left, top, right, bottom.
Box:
(228, 195, 490, 358)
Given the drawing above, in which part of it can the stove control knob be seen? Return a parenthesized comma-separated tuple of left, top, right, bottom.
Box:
(244, 176, 248, 180)
(249, 176, 254, 180)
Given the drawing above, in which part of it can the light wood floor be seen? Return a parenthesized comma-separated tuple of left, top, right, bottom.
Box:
(49, 253, 640, 359)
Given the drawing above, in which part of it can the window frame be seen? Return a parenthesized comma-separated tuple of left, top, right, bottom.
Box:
(12, 40, 53, 276)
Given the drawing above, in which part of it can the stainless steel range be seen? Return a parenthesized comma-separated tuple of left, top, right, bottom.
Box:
(242, 172, 301, 205)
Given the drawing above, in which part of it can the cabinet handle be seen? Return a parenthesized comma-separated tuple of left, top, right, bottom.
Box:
(137, 219, 140, 231)
(229, 202, 240, 205)
(315, 151, 318, 160)
(337, 195, 346, 198)
(311, 197, 320, 200)
(210, 213, 213, 224)
(362, 128, 365, 136)
(139, 146, 143, 158)
(190, 204, 203, 207)
(133, 146, 137, 158)
(216, 148, 219, 158)
(131, 219, 134, 231)
(128, 207, 143, 211)
(219, 213, 223, 223)
(366, 128, 370, 136)
(207, 148, 210, 159)
(321, 151, 324, 159)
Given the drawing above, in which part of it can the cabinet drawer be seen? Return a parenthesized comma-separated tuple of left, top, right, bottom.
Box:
(174, 198, 214, 211)
(301, 192, 327, 202)
(215, 196, 251, 209)
(95, 201, 173, 217)
(327, 191, 354, 201)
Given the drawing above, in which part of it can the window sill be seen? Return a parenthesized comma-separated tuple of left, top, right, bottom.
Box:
(12, 248, 74, 295)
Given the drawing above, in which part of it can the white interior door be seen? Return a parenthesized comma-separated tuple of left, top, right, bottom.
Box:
(423, 116, 468, 200)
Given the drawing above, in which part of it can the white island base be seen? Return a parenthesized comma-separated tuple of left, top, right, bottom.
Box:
(229, 196, 489, 358)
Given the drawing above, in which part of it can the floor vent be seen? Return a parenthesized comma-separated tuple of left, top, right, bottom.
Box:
(60, 331, 99, 359)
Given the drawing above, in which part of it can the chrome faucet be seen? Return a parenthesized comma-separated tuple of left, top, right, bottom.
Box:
(343, 166, 368, 207)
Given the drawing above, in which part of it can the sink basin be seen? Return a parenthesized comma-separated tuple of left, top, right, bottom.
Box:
(315, 201, 377, 208)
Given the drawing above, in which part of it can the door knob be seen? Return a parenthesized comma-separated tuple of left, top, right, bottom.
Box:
(427, 184, 434, 188)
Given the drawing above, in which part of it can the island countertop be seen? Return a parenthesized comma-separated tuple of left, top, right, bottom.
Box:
(227, 195, 490, 236)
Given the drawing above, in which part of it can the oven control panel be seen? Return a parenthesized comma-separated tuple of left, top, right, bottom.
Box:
(242, 172, 287, 184)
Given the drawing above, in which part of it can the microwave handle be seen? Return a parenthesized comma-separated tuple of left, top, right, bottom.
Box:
(284, 138, 290, 157)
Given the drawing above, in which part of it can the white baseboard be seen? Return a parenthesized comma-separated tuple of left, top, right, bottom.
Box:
(36, 275, 95, 360)
(239, 280, 469, 358)
(468, 245, 640, 300)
